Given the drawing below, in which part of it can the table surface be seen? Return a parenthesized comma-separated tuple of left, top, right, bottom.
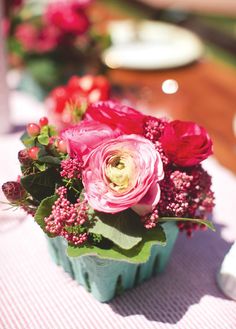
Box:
(109, 59, 236, 175)
(0, 133, 236, 329)
(91, 2, 236, 174)
(1, 5, 236, 325)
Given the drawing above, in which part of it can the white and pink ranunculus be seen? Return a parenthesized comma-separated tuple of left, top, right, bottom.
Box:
(82, 134, 164, 216)
(61, 121, 120, 160)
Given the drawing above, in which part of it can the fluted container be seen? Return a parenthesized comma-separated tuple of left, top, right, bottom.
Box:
(47, 222, 178, 302)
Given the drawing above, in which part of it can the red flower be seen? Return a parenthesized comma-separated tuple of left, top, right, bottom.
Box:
(160, 120, 213, 167)
(44, 1, 90, 35)
(84, 101, 146, 135)
(46, 75, 110, 129)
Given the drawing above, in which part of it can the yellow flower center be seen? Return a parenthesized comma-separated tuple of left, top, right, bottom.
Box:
(105, 153, 136, 192)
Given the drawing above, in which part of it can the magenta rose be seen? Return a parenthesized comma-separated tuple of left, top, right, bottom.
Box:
(160, 120, 213, 167)
(61, 121, 120, 160)
(84, 101, 146, 135)
(82, 134, 164, 215)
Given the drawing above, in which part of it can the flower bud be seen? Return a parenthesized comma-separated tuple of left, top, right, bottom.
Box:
(2, 181, 26, 203)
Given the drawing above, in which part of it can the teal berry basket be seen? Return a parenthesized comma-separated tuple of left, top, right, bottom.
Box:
(47, 222, 178, 302)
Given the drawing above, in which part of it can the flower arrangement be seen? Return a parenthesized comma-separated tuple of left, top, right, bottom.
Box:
(2, 100, 215, 265)
(46, 74, 110, 129)
(4, 0, 109, 93)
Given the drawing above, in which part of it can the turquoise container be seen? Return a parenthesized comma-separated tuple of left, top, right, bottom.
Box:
(47, 222, 178, 302)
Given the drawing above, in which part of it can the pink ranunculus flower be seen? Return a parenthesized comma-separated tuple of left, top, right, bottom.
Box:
(61, 121, 120, 160)
(82, 134, 164, 215)
(84, 101, 146, 135)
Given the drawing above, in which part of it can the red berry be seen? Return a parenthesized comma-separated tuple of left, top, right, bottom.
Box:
(18, 149, 31, 166)
(200, 224, 208, 231)
(57, 140, 67, 154)
(39, 117, 48, 127)
(27, 123, 40, 137)
(28, 147, 39, 160)
(2, 181, 26, 202)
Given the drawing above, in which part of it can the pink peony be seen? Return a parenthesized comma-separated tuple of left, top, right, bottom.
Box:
(84, 101, 146, 135)
(160, 120, 213, 167)
(82, 134, 164, 215)
(61, 121, 120, 160)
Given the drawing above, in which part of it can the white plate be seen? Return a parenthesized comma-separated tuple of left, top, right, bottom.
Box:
(102, 20, 204, 70)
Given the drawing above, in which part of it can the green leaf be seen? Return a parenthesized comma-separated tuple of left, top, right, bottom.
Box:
(90, 209, 143, 250)
(67, 225, 166, 263)
(34, 195, 58, 232)
(48, 125, 58, 136)
(38, 134, 49, 145)
(34, 162, 47, 172)
(40, 126, 49, 135)
(159, 217, 215, 231)
(38, 156, 61, 165)
(27, 59, 60, 87)
(20, 131, 35, 147)
(21, 168, 61, 202)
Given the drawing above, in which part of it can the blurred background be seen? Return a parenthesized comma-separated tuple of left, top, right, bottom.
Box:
(0, 0, 236, 174)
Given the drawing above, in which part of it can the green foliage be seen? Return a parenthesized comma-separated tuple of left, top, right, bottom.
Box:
(67, 225, 166, 263)
(7, 37, 25, 57)
(34, 195, 58, 233)
(37, 156, 61, 165)
(91, 209, 144, 250)
(38, 134, 49, 145)
(159, 217, 215, 231)
(27, 59, 60, 89)
(21, 168, 61, 202)
(48, 125, 58, 137)
(20, 131, 35, 147)
(34, 162, 47, 172)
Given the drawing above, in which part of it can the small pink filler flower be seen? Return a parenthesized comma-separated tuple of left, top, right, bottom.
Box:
(82, 134, 164, 216)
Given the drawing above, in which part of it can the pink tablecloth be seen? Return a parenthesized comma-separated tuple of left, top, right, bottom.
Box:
(0, 133, 236, 329)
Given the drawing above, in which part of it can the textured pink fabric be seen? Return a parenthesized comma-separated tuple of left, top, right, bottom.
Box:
(0, 134, 236, 329)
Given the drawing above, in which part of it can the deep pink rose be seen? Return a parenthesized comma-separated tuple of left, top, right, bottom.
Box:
(44, 2, 90, 35)
(160, 120, 213, 167)
(82, 134, 164, 215)
(84, 101, 146, 135)
(61, 121, 119, 160)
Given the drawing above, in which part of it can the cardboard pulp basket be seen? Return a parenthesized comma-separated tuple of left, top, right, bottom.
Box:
(47, 222, 178, 302)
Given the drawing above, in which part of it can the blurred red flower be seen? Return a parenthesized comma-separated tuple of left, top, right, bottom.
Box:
(44, 1, 90, 35)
